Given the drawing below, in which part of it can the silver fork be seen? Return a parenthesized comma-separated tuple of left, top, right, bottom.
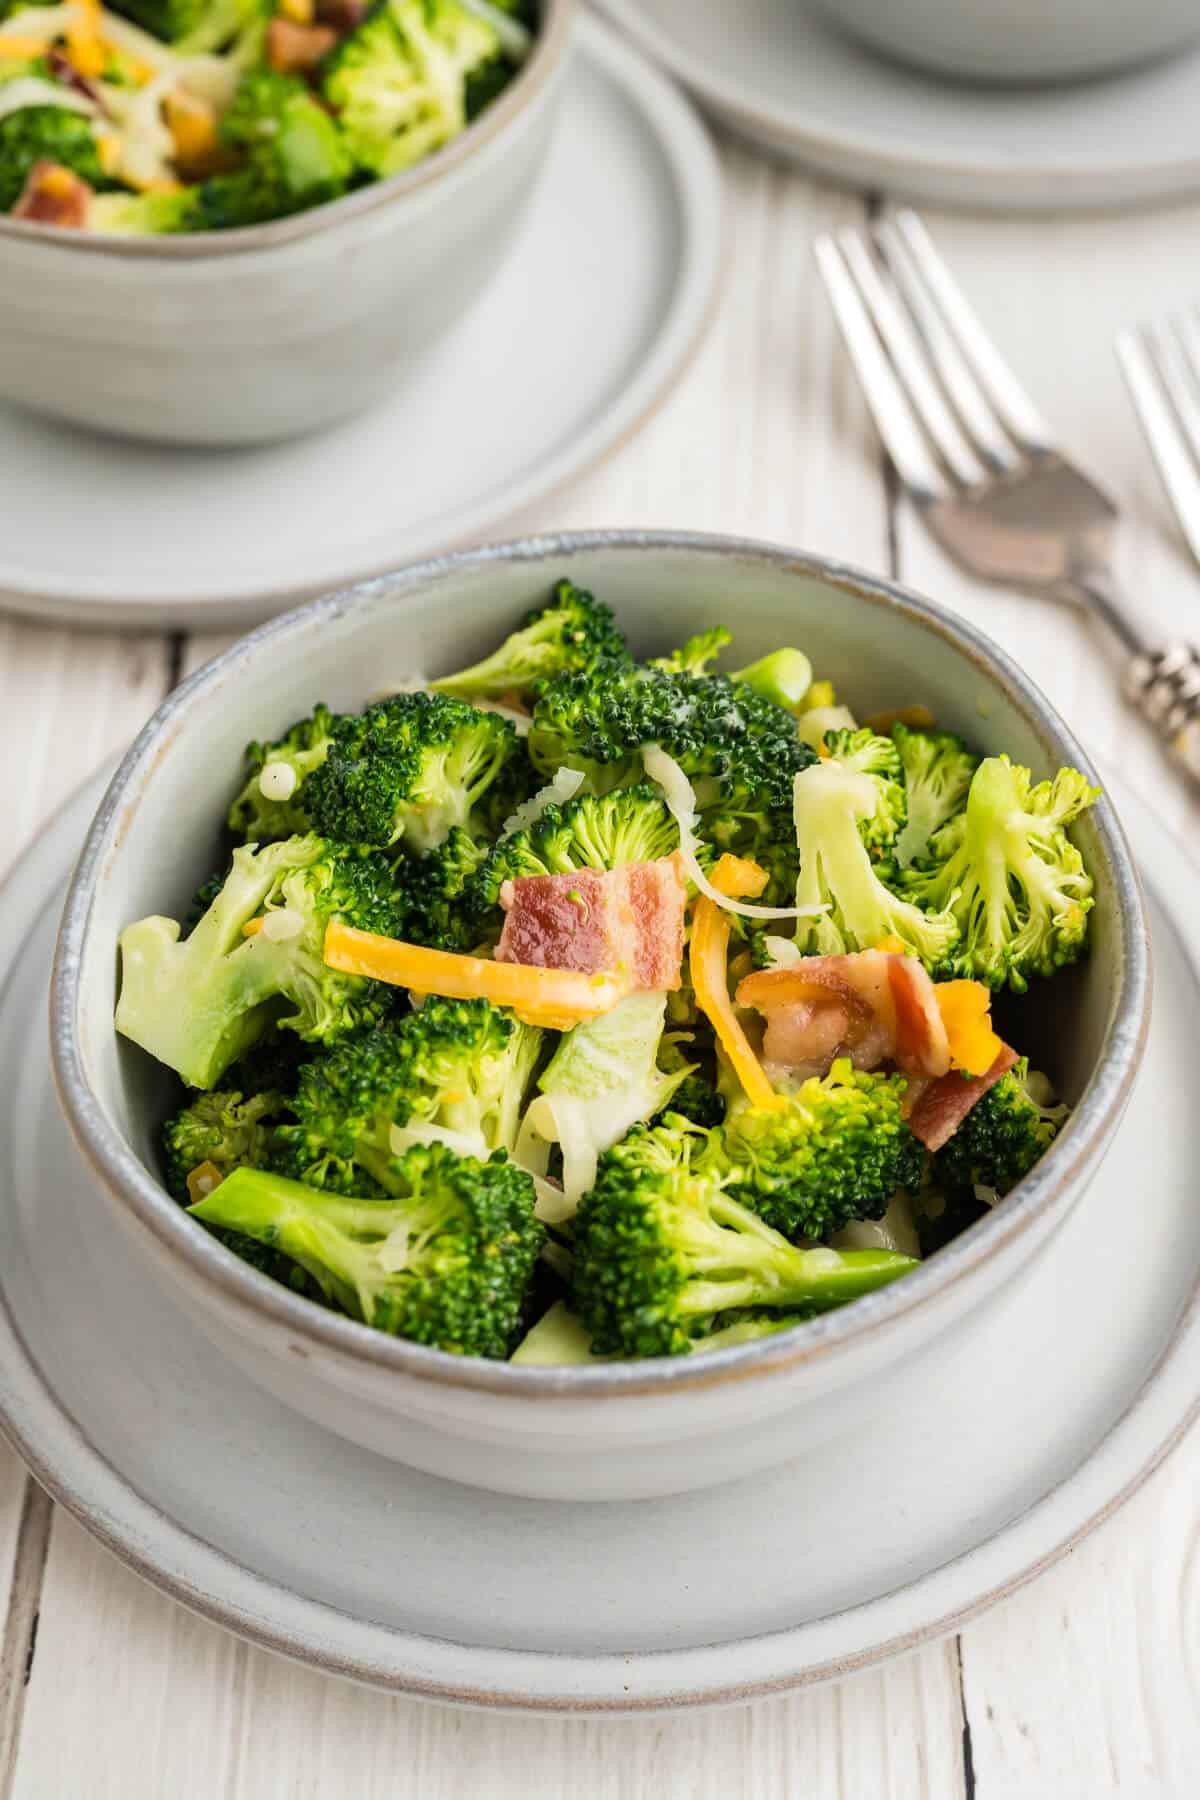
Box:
(814, 210, 1200, 783)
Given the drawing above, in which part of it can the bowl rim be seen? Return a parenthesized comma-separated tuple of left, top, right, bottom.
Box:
(50, 529, 1151, 1398)
(0, 0, 573, 261)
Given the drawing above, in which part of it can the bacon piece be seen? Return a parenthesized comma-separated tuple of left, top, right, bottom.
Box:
(267, 17, 338, 74)
(888, 955, 951, 1079)
(12, 162, 92, 227)
(496, 859, 686, 991)
(737, 949, 952, 1082)
(908, 1046, 1019, 1153)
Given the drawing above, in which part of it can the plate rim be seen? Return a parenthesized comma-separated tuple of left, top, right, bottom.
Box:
(0, 765, 1196, 1711)
(594, 0, 1200, 210)
(0, 17, 723, 629)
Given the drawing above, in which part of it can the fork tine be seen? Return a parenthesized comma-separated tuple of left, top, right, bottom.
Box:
(1118, 325, 1200, 567)
(1165, 314, 1200, 467)
(892, 211, 1056, 458)
(873, 218, 1022, 477)
(813, 235, 949, 503)
(834, 230, 987, 489)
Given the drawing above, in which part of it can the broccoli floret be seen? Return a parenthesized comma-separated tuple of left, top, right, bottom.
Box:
(822, 728, 906, 862)
(161, 1087, 288, 1202)
(116, 835, 402, 1090)
(649, 626, 732, 677)
(572, 1116, 918, 1357)
(395, 825, 491, 951)
(226, 1027, 311, 1100)
(716, 1059, 924, 1241)
(273, 996, 543, 1194)
(897, 756, 1098, 991)
(89, 188, 198, 236)
(190, 1143, 543, 1357)
(321, 0, 502, 180)
(792, 760, 959, 967)
(305, 691, 518, 852)
(471, 783, 680, 910)
(431, 578, 630, 702)
(892, 723, 980, 870)
(0, 107, 109, 213)
(730, 647, 814, 710)
(228, 705, 335, 842)
(934, 1058, 1068, 1194)
(108, 0, 258, 46)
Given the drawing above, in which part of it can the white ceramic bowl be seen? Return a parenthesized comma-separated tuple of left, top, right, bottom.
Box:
(813, 0, 1200, 84)
(51, 532, 1150, 1501)
(0, 0, 572, 447)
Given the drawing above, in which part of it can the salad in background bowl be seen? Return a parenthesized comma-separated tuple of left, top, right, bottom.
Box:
(52, 534, 1148, 1500)
(0, 0, 570, 443)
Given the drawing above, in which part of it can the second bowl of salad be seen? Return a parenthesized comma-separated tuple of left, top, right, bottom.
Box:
(0, 0, 571, 442)
(52, 532, 1149, 1499)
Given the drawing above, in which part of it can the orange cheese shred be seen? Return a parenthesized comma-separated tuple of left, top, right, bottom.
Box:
(690, 854, 785, 1114)
(66, 0, 107, 78)
(322, 920, 626, 1032)
(934, 979, 1004, 1078)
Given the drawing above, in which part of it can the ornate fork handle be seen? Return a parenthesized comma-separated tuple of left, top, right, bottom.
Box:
(1124, 644, 1200, 778)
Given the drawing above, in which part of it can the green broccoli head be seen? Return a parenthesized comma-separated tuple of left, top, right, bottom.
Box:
(111, 0, 257, 47)
(822, 727, 906, 862)
(716, 1059, 925, 1241)
(0, 107, 109, 214)
(471, 783, 681, 910)
(892, 723, 980, 870)
(305, 690, 519, 852)
(792, 760, 959, 967)
(934, 1058, 1068, 1194)
(161, 1086, 288, 1202)
(897, 755, 1098, 991)
(189, 1143, 543, 1357)
(395, 825, 492, 951)
(571, 1116, 918, 1357)
(275, 996, 544, 1195)
(431, 578, 630, 702)
(116, 834, 403, 1090)
(228, 704, 335, 842)
(321, 0, 502, 180)
(648, 627, 732, 677)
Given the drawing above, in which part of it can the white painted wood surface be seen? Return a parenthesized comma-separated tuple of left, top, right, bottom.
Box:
(2, 143, 1199, 1798)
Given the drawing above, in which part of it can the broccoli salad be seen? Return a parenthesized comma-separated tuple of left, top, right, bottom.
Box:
(0, 0, 532, 233)
(114, 579, 1097, 1364)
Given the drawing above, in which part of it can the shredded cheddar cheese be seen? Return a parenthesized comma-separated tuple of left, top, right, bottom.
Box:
(690, 855, 785, 1114)
(934, 979, 1003, 1077)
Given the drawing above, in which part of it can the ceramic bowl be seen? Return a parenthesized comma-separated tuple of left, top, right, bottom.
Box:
(814, 0, 1200, 84)
(51, 532, 1150, 1502)
(0, 0, 572, 448)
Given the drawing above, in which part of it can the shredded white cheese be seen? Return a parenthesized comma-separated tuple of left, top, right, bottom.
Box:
(0, 81, 97, 121)
(498, 765, 584, 840)
(795, 704, 857, 750)
(641, 744, 825, 921)
(260, 908, 304, 943)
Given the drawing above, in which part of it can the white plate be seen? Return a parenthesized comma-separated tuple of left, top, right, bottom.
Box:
(0, 768, 1196, 1710)
(596, 0, 1200, 213)
(0, 20, 720, 632)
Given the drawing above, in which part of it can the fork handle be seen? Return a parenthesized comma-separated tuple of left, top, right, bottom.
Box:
(1124, 645, 1200, 782)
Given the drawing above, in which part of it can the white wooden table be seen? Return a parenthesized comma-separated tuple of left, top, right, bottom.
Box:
(2, 144, 1198, 1799)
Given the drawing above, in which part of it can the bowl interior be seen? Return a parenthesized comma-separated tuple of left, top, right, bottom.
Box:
(71, 539, 1130, 1217)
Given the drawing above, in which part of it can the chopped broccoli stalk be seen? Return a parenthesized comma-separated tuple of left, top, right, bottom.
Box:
(897, 755, 1098, 991)
(472, 783, 680, 909)
(730, 647, 813, 709)
(190, 1144, 543, 1357)
(115, 835, 402, 1089)
(228, 705, 334, 842)
(431, 578, 630, 702)
(792, 760, 959, 967)
(572, 1116, 918, 1357)
(649, 626, 732, 677)
(717, 1060, 924, 1241)
(892, 723, 980, 870)
(305, 690, 518, 852)
(510, 1300, 599, 1365)
(160, 1087, 287, 1202)
(273, 996, 543, 1194)
(822, 727, 906, 861)
(934, 1057, 1068, 1194)
(0, 107, 109, 213)
(321, 0, 503, 181)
